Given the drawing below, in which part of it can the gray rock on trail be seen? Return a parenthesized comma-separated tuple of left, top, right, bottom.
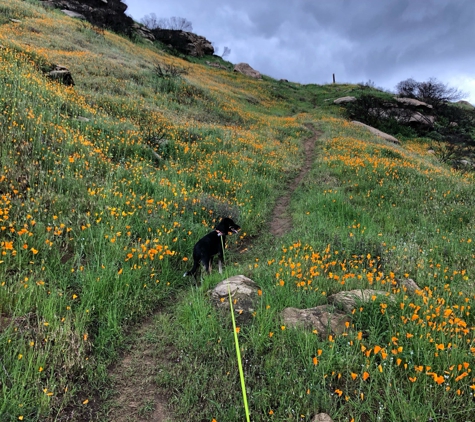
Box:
(210, 275, 261, 323)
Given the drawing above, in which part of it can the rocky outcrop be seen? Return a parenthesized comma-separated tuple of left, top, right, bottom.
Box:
(395, 97, 433, 108)
(152, 29, 214, 57)
(41, 0, 136, 36)
(233, 63, 262, 79)
(351, 121, 400, 144)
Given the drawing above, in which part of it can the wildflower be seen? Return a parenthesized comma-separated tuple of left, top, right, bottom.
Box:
(362, 371, 370, 381)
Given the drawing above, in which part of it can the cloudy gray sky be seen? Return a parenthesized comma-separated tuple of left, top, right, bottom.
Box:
(124, 0, 475, 104)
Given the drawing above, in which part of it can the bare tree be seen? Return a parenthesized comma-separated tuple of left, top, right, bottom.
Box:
(396, 77, 466, 108)
(395, 78, 418, 98)
(140, 12, 160, 29)
(140, 14, 193, 31)
(221, 46, 231, 59)
(159, 16, 193, 31)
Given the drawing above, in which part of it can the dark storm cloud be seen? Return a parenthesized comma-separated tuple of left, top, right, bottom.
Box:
(124, 0, 475, 102)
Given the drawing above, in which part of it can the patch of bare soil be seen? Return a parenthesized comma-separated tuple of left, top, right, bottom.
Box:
(270, 124, 322, 236)
(106, 315, 174, 422)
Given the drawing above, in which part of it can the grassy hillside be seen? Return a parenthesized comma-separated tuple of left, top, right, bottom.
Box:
(1, 1, 474, 421)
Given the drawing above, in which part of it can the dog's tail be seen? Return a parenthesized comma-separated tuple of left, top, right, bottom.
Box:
(183, 260, 199, 277)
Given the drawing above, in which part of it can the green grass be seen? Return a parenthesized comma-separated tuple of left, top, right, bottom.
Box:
(1, 1, 475, 421)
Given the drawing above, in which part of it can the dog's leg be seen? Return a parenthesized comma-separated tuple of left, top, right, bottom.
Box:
(201, 255, 211, 274)
(218, 259, 223, 274)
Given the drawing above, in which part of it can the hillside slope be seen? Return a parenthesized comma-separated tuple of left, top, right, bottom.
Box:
(1, 1, 474, 421)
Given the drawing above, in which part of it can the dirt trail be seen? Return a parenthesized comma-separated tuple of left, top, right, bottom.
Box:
(105, 123, 321, 421)
(106, 314, 173, 422)
(270, 123, 322, 236)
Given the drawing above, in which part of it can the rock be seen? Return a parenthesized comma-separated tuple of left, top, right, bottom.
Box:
(132, 23, 155, 41)
(152, 29, 214, 57)
(456, 100, 474, 108)
(333, 96, 356, 104)
(233, 63, 262, 79)
(407, 111, 435, 125)
(10, 19, 22, 23)
(206, 61, 228, 70)
(281, 305, 350, 336)
(61, 9, 86, 19)
(351, 121, 400, 144)
(328, 289, 390, 313)
(395, 97, 433, 108)
(210, 275, 261, 324)
(47, 65, 74, 86)
(311, 414, 334, 422)
(397, 278, 421, 295)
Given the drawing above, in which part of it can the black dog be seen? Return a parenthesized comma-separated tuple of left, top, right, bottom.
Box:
(184, 217, 241, 279)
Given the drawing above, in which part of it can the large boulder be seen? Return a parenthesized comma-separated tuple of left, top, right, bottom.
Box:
(351, 121, 400, 144)
(41, 0, 135, 35)
(152, 29, 214, 57)
(233, 63, 262, 79)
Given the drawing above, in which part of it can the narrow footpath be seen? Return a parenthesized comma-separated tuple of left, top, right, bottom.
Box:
(104, 123, 322, 422)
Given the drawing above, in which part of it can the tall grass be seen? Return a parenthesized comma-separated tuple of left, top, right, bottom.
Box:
(1, 1, 474, 421)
